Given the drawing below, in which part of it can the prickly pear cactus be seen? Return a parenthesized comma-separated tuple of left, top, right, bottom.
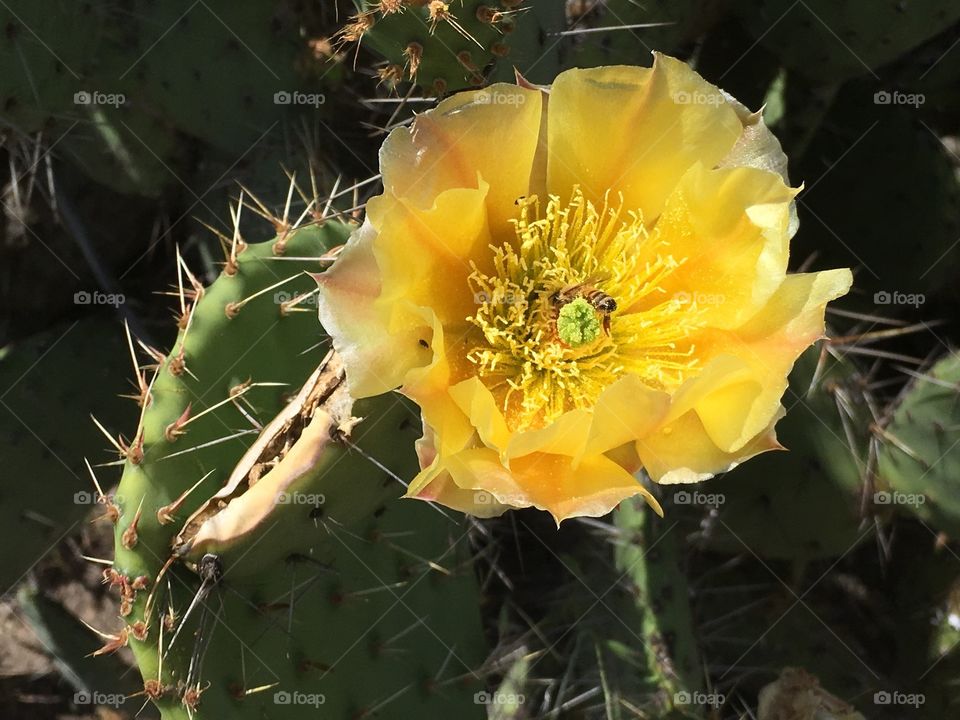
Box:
(733, 0, 960, 83)
(609, 499, 705, 716)
(339, 0, 524, 94)
(506, 501, 706, 717)
(877, 352, 960, 539)
(104, 211, 488, 718)
(126, 0, 308, 154)
(791, 92, 960, 300)
(0, 0, 319, 195)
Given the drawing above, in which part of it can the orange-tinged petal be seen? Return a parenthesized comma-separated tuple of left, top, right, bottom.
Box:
(546, 54, 743, 221)
(315, 221, 432, 397)
(638, 409, 785, 485)
(407, 466, 512, 518)
(368, 183, 493, 327)
(676, 268, 853, 453)
(381, 84, 543, 231)
(433, 448, 662, 523)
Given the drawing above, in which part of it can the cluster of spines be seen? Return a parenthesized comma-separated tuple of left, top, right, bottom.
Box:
(339, 1, 525, 94)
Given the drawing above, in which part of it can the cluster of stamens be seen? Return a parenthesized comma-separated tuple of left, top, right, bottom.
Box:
(466, 188, 706, 430)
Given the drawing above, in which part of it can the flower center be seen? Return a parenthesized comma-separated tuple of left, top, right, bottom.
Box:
(556, 297, 602, 347)
(466, 188, 704, 431)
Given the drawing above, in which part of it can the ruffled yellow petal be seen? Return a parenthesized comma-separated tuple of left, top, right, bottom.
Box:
(368, 184, 492, 328)
(402, 310, 476, 458)
(641, 163, 798, 329)
(503, 376, 670, 462)
(448, 376, 512, 451)
(638, 409, 784, 485)
(425, 448, 662, 523)
(314, 221, 431, 396)
(380, 84, 543, 231)
(649, 268, 853, 461)
(407, 465, 513, 519)
(546, 53, 743, 221)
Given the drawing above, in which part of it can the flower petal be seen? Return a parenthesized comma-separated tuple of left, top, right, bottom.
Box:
(314, 221, 431, 396)
(381, 84, 544, 231)
(407, 465, 512, 519)
(671, 268, 854, 454)
(403, 311, 477, 458)
(638, 409, 784, 485)
(641, 162, 798, 329)
(368, 183, 493, 327)
(546, 53, 743, 221)
(448, 376, 512, 452)
(433, 448, 663, 523)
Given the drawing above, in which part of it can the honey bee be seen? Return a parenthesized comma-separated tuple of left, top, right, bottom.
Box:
(550, 281, 618, 334)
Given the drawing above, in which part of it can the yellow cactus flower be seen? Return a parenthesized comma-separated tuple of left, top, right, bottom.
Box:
(316, 53, 852, 523)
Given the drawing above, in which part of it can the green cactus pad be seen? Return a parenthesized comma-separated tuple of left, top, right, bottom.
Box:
(733, 0, 960, 83)
(109, 219, 488, 718)
(878, 352, 960, 539)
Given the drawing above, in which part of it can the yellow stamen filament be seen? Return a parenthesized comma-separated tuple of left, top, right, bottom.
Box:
(467, 188, 705, 431)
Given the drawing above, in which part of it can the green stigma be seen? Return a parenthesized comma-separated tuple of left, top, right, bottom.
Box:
(556, 297, 602, 347)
